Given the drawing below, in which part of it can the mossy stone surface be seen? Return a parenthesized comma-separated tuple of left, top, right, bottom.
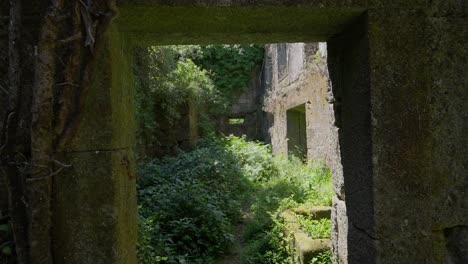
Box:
(53, 149, 137, 264)
(293, 205, 331, 220)
(61, 25, 136, 152)
(119, 0, 429, 8)
(116, 6, 366, 44)
(52, 24, 137, 264)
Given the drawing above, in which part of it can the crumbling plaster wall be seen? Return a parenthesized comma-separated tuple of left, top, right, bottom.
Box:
(263, 43, 341, 171)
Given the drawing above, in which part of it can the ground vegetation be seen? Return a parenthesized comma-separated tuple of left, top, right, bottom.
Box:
(137, 136, 333, 264)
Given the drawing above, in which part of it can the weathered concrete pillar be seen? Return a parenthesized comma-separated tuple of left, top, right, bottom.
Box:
(52, 25, 137, 264)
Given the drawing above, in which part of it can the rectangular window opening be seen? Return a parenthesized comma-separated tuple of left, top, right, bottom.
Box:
(228, 118, 245, 125)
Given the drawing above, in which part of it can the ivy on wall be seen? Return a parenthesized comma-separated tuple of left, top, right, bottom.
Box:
(134, 46, 217, 157)
(182, 44, 264, 114)
(133, 44, 264, 158)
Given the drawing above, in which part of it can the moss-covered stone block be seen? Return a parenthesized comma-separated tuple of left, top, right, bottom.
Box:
(116, 5, 366, 44)
(426, 0, 467, 17)
(368, 8, 432, 234)
(53, 149, 137, 264)
(295, 233, 331, 264)
(281, 210, 332, 264)
(366, 8, 467, 264)
(293, 205, 331, 220)
(121, 0, 431, 9)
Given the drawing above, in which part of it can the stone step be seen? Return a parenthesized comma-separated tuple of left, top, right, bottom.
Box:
(294, 233, 331, 264)
(280, 209, 331, 264)
(293, 205, 331, 220)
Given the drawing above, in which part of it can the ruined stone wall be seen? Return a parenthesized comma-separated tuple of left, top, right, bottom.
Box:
(263, 43, 341, 172)
(217, 67, 264, 140)
(0, 1, 464, 263)
(327, 18, 372, 262)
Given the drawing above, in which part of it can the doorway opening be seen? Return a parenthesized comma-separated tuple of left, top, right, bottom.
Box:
(287, 104, 307, 160)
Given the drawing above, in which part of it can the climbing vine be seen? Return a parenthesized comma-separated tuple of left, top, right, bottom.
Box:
(182, 44, 264, 114)
(134, 44, 264, 158)
(134, 46, 218, 153)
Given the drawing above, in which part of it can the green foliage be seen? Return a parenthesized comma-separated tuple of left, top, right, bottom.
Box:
(134, 46, 217, 152)
(0, 220, 13, 261)
(296, 216, 331, 239)
(222, 136, 332, 264)
(228, 118, 245, 125)
(310, 251, 332, 264)
(181, 44, 264, 114)
(137, 137, 253, 263)
(137, 136, 333, 263)
(134, 45, 264, 157)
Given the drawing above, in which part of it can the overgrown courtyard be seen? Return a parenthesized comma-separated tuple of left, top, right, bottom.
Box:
(137, 136, 333, 264)
(133, 44, 334, 264)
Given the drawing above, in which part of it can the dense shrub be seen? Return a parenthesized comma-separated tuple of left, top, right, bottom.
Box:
(137, 136, 333, 264)
(134, 45, 264, 158)
(134, 46, 218, 156)
(224, 136, 332, 264)
(137, 137, 253, 263)
(180, 45, 264, 115)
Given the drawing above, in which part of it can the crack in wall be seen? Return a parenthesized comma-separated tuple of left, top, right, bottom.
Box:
(351, 221, 378, 241)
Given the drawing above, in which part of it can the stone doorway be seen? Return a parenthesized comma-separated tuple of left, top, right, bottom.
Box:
(55, 4, 371, 263)
(5, 1, 463, 264)
(287, 104, 307, 159)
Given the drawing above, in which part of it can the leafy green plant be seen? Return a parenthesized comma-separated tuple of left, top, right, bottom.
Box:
(296, 216, 331, 239)
(137, 136, 333, 263)
(182, 44, 264, 114)
(310, 250, 332, 264)
(0, 221, 13, 261)
(137, 137, 253, 263)
(134, 46, 218, 156)
(228, 118, 245, 125)
(134, 45, 264, 158)
(221, 136, 333, 264)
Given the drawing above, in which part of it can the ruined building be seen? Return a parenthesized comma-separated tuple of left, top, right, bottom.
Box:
(0, 1, 466, 263)
(261, 42, 346, 259)
(262, 43, 339, 164)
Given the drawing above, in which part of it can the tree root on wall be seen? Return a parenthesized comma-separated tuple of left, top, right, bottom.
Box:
(1, 0, 117, 263)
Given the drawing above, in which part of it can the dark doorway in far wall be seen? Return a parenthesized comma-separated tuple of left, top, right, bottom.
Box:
(287, 104, 307, 159)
